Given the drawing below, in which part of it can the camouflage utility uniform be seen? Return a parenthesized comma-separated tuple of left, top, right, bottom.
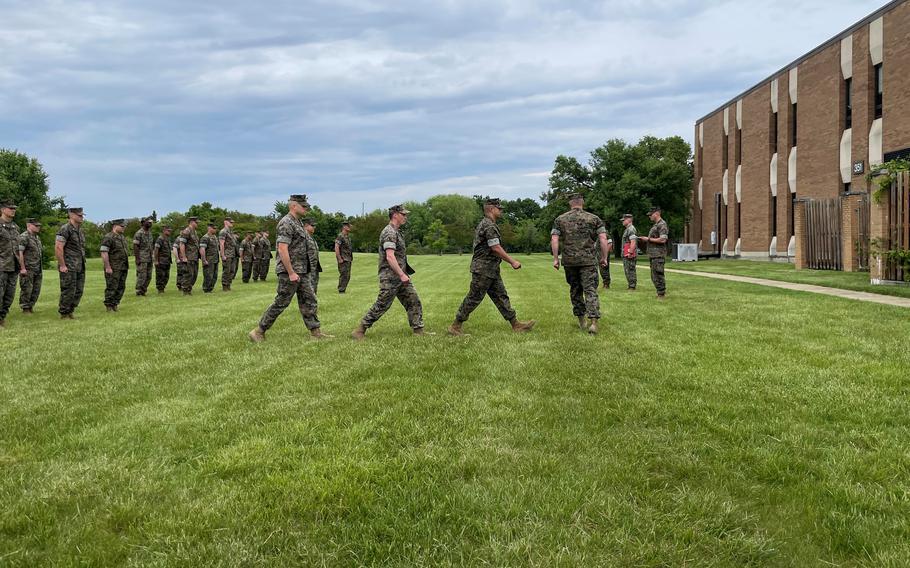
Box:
(594, 237, 613, 288)
(0, 219, 19, 321)
(56, 222, 86, 316)
(18, 229, 43, 311)
(622, 224, 638, 289)
(359, 223, 424, 331)
(199, 233, 220, 293)
(258, 235, 272, 281)
(240, 239, 254, 283)
(454, 216, 516, 324)
(101, 231, 129, 308)
(552, 209, 607, 320)
(648, 219, 670, 296)
(154, 234, 171, 292)
(257, 214, 319, 331)
(176, 227, 200, 293)
(305, 233, 322, 295)
(219, 227, 239, 289)
(133, 227, 154, 295)
(335, 232, 353, 293)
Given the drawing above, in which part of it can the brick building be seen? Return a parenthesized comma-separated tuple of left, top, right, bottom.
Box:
(687, 0, 910, 260)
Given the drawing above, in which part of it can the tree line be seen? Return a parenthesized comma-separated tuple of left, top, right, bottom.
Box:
(2, 136, 691, 263)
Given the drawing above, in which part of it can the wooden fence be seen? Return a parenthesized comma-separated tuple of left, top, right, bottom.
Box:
(803, 198, 843, 271)
(884, 172, 910, 281)
(855, 195, 871, 271)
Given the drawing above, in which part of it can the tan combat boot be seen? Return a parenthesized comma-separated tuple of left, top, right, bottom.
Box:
(447, 321, 464, 336)
(413, 327, 435, 336)
(351, 323, 367, 340)
(510, 319, 536, 333)
(0, 319, 6, 328)
(310, 328, 334, 339)
(587, 318, 599, 335)
(578, 316, 586, 330)
(248, 327, 265, 342)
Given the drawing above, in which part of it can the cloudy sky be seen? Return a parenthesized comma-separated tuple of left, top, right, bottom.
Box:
(1, 0, 886, 220)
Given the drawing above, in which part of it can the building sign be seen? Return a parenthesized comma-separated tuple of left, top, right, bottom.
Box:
(853, 160, 865, 175)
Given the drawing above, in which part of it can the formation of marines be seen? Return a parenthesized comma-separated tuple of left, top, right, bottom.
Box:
(0, 195, 671, 332)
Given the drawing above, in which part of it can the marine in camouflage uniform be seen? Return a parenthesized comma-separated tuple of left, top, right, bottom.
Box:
(101, 219, 130, 311)
(449, 198, 535, 335)
(303, 219, 322, 295)
(218, 218, 239, 291)
(550, 194, 611, 334)
(18, 218, 43, 313)
(335, 221, 353, 293)
(199, 223, 220, 293)
(593, 235, 614, 289)
(249, 195, 329, 341)
(176, 217, 200, 294)
(132, 218, 154, 296)
(55, 207, 87, 319)
(258, 231, 272, 282)
(251, 231, 264, 281)
(640, 207, 670, 298)
(154, 226, 172, 293)
(240, 233, 254, 283)
(352, 205, 426, 339)
(0, 200, 20, 327)
(620, 214, 638, 290)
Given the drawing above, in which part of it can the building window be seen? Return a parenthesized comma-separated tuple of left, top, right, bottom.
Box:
(722, 132, 729, 170)
(791, 103, 798, 148)
(771, 195, 778, 237)
(770, 111, 778, 154)
(874, 63, 883, 119)
(735, 128, 742, 166)
(844, 182, 851, 194)
(845, 77, 852, 130)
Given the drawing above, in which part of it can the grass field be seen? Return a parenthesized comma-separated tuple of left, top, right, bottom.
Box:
(3, 254, 910, 566)
(676, 259, 910, 299)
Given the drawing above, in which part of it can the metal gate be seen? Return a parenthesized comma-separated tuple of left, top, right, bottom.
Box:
(884, 172, 910, 281)
(855, 195, 871, 272)
(803, 198, 842, 270)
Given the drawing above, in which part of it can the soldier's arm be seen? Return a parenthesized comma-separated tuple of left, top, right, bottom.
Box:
(385, 249, 408, 282)
(132, 234, 140, 260)
(219, 236, 226, 260)
(18, 236, 27, 274)
(335, 240, 343, 264)
(597, 233, 610, 266)
(490, 244, 521, 269)
(100, 243, 113, 273)
(276, 242, 296, 280)
(153, 243, 160, 265)
(550, 233, 560, 270)
(199, 240, 208, 265)
(178, 240, 187, 262)
(55, 236, 67, 272)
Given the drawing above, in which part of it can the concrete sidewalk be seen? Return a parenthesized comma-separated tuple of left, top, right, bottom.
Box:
(665, 268, 910, 309)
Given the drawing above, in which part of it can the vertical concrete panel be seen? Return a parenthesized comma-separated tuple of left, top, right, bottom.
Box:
(789, 68, 798, 103)
(788, 147, 797, 194)
(770, 154, 778, 197)
(841, 35, 853, 79)
(870, 17, 884, 65)
(840, 129, 853, 183)
(870, 118, 884, 165)
(770, 79, 779, 113)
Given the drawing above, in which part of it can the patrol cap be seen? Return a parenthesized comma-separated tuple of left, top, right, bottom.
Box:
(647, 206, 662, 214)
(568, 193, 584, 201)
(223, 216, 233, 222)
(388, 204, 410, 217)
(187, 216, 199, 222)
(484, 198, 503, 208)
(207, 222, 216, 228)
(620, 213, 633, 220)
(302, 217, 316, 226)
(161, 225, 171, 230)
(68, 207, 84, 215)
(27, 218, 41, 226)
(141, 216, 152, 223)
(0, 200, 17, 210)
(342, 219, 352, 226)
(111, 218, 126, 227)
(289, 194, 310, 206)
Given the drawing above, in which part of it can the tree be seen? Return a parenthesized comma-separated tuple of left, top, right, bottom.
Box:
(0, 149, 63, 222)
(426, 194, 481, 251)
(426, 219, 449, 255)
(515, 218, 544, 253)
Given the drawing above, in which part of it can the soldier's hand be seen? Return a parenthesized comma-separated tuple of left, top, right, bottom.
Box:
(59, 265, 68, 273)
(511, 260, 521, 270)
(289, 272, 300, 282)
(553, 259, 560, 270)
(20, 267, 27, 275)
(399, 273, 411, 283)
(203, 260, 208, 266)
(600, 259, 608, 268)
(105, 267, 113, 275)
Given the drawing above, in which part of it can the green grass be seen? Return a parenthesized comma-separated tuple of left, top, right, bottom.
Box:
(2, 254, 910, 566)
(675, 259, 910, 299)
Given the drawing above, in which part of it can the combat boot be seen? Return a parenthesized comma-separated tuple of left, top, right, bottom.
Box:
(0, 319, 6, 328)
(248, 327, 265, 342)
(447, 321, 464, 336)
(413, 327, 435, 336)
(223, 285, 231, 292)
(351, 323, 367, 340)
(510, 319, 536, 333)
(587, 318, 599, 335)
(578, 316, 586, 330)
(106, 305, 114, 312)
(310, 328, 334, 339)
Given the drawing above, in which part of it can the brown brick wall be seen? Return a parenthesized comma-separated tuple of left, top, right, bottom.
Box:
(884, 1, 910, 154)
(700, 112, 725, 249)
(740, 87, 772, 252)
(795, 42, 842, 200)
(852, 26, 872, 187)
(777, 70, 793, 254)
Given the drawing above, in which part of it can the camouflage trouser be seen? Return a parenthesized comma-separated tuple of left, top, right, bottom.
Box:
(455, 272, 516, 323)
(242, 261, 253, 283)
(251, 257, 262, 281)
(104, 269, 128, 307)
(183, 260, 199, 292)
(597, 260, 611, 287)
(175, 262, 185, 290)
(258, 272, 320, 331)
(155, 263, 170, 291)
(564, 265, 600, 319)
(310, 270, 320, 295)
(258, 258, 270, 281)
(0, 270, 16, 320)
(221, 257, 237, 288)
(361, 280, 424, 330)
(202, 260, 219, 292)
(337, 261, 351, 292)
(650, 256, 666, 295)
(58, 270, 85, 315)
(19, 270, 42, 310)
(623, 257, 638, 289)
(135, 261, 152, 295)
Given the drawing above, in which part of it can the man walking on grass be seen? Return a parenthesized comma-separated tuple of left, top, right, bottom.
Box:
(101, 219, 129, 312)
(550, 193, 610, 334)
(448, 198, 535, 336)
(0, 200, 20, 328)
(352, 204, 428, 339)
(56, 207, 86, 319)
(18, 218, 43, 314)
(639, 206, 670, 299)
(249, 195, 330, 342)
